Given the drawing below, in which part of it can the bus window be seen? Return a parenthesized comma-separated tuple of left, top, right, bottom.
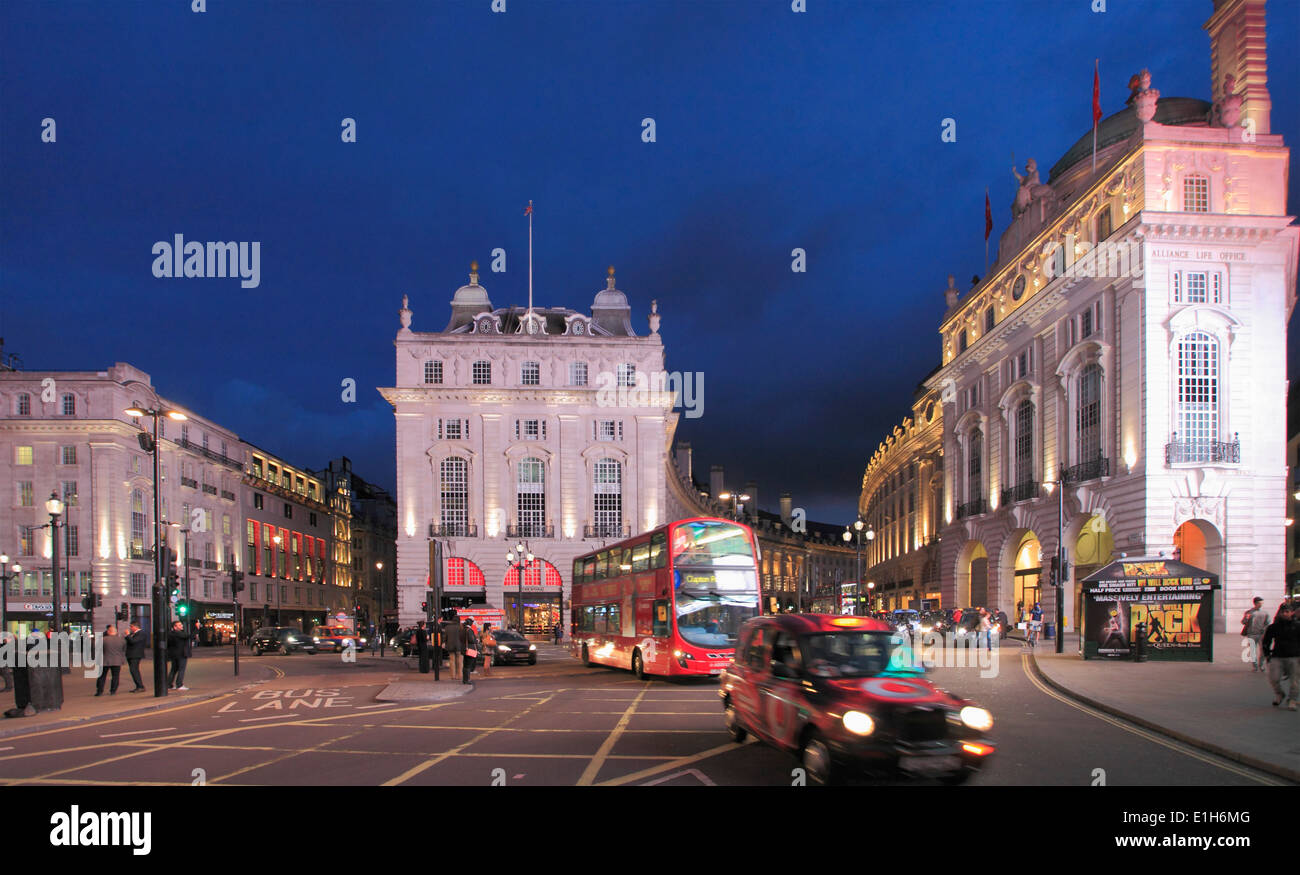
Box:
(595, 551, 608, 580)
(583, 556, 596, 582)
(652, 600, 670, 637)
(573, 559, 585, 586)
(607, 602, 621, 635)
(620, 548, 632, 572)
(631, 543, 650, 572)
(583, 605, 595, 633)
(594, 604, 607, 633)
(649, 531, 667, 568)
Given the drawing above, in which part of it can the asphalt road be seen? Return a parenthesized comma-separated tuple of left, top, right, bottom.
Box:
(0, 642, 1285, 786)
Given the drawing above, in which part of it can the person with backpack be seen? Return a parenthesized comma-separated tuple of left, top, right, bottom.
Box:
(1242, 596, 1269, 671)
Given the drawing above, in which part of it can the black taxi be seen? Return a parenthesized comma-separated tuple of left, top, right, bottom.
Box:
(719, 614, 995, 785)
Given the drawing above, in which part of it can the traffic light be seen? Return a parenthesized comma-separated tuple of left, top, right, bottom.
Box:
(81, 594, 94, 610)
(119, 602, 129, 621)
(230, 570, 245, 594)
(421, 601, 428, 612)
(177, 600, 189, 617)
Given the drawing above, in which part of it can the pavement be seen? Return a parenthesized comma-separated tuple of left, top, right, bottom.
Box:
(1026, 631, 1300, 783)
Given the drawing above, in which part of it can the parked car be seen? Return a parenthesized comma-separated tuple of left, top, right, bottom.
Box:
(250, 626, 317, 655)
(491, 628, 537, 666)
(720, 614, 995, 785)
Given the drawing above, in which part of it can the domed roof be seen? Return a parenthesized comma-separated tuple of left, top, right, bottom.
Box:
(592, 265, 629, 310)
(451, 261, 491, 309)
(1049, 97, 1213, 182)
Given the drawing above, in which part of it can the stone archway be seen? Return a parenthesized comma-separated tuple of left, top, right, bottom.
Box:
(1173, 519, 1225, 631)
(954, 541, 987, 609)
(1003, 531, 1043, 621)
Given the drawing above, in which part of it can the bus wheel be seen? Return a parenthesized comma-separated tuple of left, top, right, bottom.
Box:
(582, 645, 591, 667)
(632, 649, 646, 680)
(723, 699, 746, 743)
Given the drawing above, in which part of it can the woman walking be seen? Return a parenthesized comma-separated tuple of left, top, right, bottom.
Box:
(479, 622, 495, 678)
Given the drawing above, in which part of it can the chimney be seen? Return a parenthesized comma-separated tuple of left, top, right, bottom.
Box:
(744, 480, 759, 520)
(675, 442, 693, 481)
(780, 493, 793, 526)
(1206, 0, 1272, 135)
(710, 465, 724, 500)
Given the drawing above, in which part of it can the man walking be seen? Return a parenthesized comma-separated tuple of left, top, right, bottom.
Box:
(553, 621, 561, 645)
(1242, 596, 1269, 671)
(443, 612, 465, 682)
(124, 620, 147, 692)
(95, 625, 126, 696)
(1262, 602, 1300, 709)
(415, 620, 431, 674)
(463, 618, 479, 685)
(166, 620, 193, 691)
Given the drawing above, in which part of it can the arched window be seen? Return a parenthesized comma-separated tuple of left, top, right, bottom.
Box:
(521, 361, 540, 386)
(517, 457, 546, 537)
(967, 428, 982, 505)
(1014, 400, 1034, 488)
(1176, 332, 1218, 460)
(593, 459, 623, 537)
(1077, 364, 1103, 465)
(440, 457, 469, 535)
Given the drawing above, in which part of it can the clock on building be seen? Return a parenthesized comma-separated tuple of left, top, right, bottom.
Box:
(1012, 274, 1027, 301)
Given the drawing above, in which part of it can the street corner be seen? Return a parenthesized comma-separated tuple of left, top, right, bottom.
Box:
(374, 680, 476, 703)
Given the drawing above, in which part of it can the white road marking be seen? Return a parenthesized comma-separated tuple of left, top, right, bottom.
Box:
(237, 714, 296, 723)
(99, 728, 177, 738)
(642, 768, 716, 786)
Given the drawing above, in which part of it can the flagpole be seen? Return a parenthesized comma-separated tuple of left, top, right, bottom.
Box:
(1092, 59, 1099, 173)
(527, 199, 534, 317)
(984, 188, 989, 275)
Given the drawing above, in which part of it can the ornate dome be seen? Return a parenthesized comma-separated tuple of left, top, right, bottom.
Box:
(451, 261, 491, 309)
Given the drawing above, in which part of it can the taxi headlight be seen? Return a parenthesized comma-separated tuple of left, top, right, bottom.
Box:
(843, 710, 875, 736)
(313, 637, 320, 643)
(528, 644, 536, 651)
(960, 706, 994, 732)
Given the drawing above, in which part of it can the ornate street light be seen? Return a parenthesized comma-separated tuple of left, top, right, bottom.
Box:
(507, 542, 533, 634)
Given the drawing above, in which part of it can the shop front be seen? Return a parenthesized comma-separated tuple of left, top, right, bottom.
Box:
(4, 599, 91, 637)
(196, 607, 237, 646)
(502, 559, 564, 637)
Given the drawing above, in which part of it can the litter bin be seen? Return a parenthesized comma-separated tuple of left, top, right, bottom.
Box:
(1044, 622, 1055, 640)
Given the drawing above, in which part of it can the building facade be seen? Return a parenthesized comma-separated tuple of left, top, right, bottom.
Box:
(861, 0, 1297, 634)
(381, 264, 674, 633)
(318, 457, 396, 629)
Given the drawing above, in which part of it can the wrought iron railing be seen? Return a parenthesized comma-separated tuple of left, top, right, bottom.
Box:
(204, 559, 218, 570)
(202, 484, 218, 495)
(508, 523, 554, 539)
(177, 438, 245, 472)
(180, 477, 198, 489)
(955, 499, 987, 519)
(585, 523, 631, 539)
(1164, 433, 1240, 465)
(429, 522, 478, 538)
(1063, 456, 1110, 484)
(221, 490, 236, 501)
(1000, 480, 1039, 506)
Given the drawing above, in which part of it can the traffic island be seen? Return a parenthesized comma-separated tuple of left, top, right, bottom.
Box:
(374, 680, 475, 703)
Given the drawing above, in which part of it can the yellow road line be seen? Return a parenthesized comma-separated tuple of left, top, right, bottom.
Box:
(1020, 652, 1282, 785)
(596, 742, 744, 786)
(577, 683, 650, 785)
(208, 727, 365, 783)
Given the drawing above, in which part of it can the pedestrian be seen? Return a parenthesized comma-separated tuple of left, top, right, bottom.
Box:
(952, 607, 963, 626)
(95, 625, 126, 696)
(994, 608, 1009, 644)
(479, 622, 495, 678)
(462, 618, 478, 685)
(415, 620, 431, 674)
(124, 620, 147, 692)
(1242, 596, 1269, 671)
(165, 620, 193, 691)
(553, 621, 561, 645)
(1028, 602, 1043, 647)
(443, 612, 465, 681)
(977, 609, 992, 653)
(1262, 602, 1300, 709)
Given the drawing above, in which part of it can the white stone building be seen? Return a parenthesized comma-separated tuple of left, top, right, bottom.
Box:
(380, 263, 674, 632)
(930, 0, 1297, 632)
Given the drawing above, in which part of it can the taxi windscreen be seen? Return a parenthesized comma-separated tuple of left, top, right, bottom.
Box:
(803, 631, 920, 678)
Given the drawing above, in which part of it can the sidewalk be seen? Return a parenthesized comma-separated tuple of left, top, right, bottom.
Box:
(0, 654, 276, 739)
(1027, 632, 1300, 783)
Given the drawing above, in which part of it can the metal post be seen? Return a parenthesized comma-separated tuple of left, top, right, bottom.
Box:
(1056, 480, 1065, 655)
(183, 528, 192, 639)
(518, 560, 524, 634)
(50, 503, 62, 637)
(378, 563, 385, 658)
(855, 532, 862, 616)
(151, 411, 166, 698)
(64, 511, 73, 634)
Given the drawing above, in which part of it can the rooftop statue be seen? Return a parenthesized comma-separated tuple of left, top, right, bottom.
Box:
(1011, 159, 1053, 218)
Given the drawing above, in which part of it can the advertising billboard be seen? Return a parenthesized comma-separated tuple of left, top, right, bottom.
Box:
(1081, 558, 1218, 661)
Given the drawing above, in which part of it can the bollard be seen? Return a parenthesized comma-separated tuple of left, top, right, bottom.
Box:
(1134, 621, 1148, 662)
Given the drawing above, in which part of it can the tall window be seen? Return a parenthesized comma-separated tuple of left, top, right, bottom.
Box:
(18, 481, 33, 506)
(1176, 333, 1218, 458)
(967, 429, 982, 504)
(61, 393, 75, 416)
(441, 457, 469, 534)
(62, 481, 77, 506)
(517, 458, 545, 536)
(61, 446, 77, 465)
(959, 330, 969, 353)
(1077, 364, 1103, 463)
(569, 361, 588, 386)
(472, 361, 492, 385)
(1183, 175, 1209, 213)
(984, 306, 995, 332)
(617, 363, 636, 387)
(1097, 206, 1112, 240)
(521, 361, 540, 386)
(593, 459, 623, 536)
(131, 489, 146, 558)
(131, 573, 148, 600)
(16, 393, 30, 415)
(424, 361, 442, 384)
(1015, 400, 1034, 486)
(247, 520, 257, 573)
(67, 525, 79, 557)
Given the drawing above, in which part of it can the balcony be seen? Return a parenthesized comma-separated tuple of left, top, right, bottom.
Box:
(955, 499, 987, 520)
(221, 490, 236, 502)
(585, 523, 631, 539)
(180, 477, 198, 489)
(202, 484, 218, 496)
(429, 522, 478, 538)
(129, 545, 149, 561)
(507, 523, 554, 539)
(204, 559, 218, 570)
(1000, 480, 1039, 506)
(1062, 456, 1110, 484)
(186, 557, 202, 569)
(177, 438, 245, 472)
(1165, 433, 1240, 466)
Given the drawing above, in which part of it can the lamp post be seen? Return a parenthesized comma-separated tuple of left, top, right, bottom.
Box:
(842, 520, 872, 615)
(717, 491, 751, 522)
(126, 396, 188, 697)
(1043, 478, 1067, 655)
(375, 561, 385, 657)
(272, 535, 283, 625)
(0, 554, 19, 635)
(45, 494, 65, 636)
(171, 524, 192, 638)
(867, 581, 876, 613)
(507, 542, 532, 634)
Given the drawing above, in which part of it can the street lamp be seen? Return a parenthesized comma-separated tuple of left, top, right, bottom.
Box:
(507, 542, 533, 634)
(843, 520, 871, 615)
(272, 535, 282, 624)
(0, 554, 20, 635)
(126, 395, 188, 697)
(1043, 478, 1067, 655)
(867, 581, 876, 613)
(375, 561, 385, 656)
(45, 494, 64, 637)
(717, 491, 751, 521)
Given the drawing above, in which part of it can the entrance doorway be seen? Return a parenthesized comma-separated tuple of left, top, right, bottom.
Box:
(506, 594, 560, 638)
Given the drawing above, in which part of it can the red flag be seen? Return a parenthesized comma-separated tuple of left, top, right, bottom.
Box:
(524, 204, 533, 216)
(1092, 62, 1102, 126)
(984, 190, 993, 241)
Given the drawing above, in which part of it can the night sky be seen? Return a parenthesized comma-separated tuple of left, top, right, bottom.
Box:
(3, 0, 1297, 526)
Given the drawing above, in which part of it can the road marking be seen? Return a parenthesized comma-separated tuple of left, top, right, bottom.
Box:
(355, 704, 392, 709)
(99, 728, 177, 738)
(577, 683, 650, 785)
(1020, 651, 1282, 785)
(597, 742, 742, 786)
(642, 768, 716, 786)
(238, 714, 296, 723)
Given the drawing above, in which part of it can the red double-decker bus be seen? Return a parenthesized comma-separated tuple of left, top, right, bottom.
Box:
(570, 517, 761, 679)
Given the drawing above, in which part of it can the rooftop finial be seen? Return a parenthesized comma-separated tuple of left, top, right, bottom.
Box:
(607, 265, 616, 290)
(469, 260, 479, 283)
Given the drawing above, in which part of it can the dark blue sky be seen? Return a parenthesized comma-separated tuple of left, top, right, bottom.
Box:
(3, 0, 1297, 525)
